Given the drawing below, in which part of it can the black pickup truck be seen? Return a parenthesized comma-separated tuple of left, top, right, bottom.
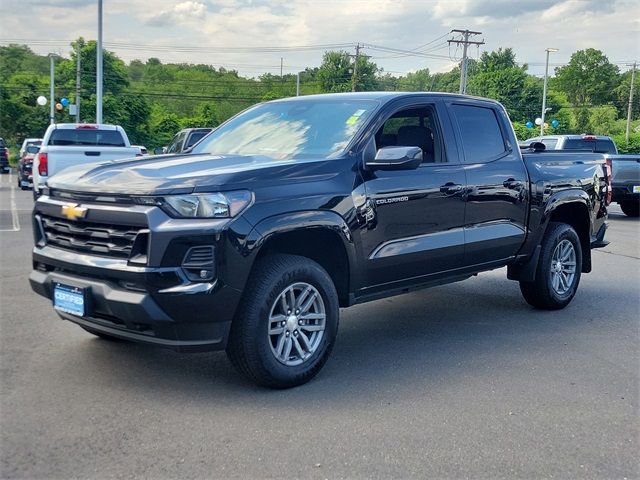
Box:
(29, 93, 610, 388)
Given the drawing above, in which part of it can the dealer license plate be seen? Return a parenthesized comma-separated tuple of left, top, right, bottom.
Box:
(53, 283, 86, 317)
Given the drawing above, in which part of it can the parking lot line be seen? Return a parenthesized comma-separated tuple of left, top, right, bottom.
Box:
(0, 171, 21, 232)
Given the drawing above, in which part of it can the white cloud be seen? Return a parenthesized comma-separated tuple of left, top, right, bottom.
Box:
(146, 1, 207, 27)
(1, 0, 637, 78)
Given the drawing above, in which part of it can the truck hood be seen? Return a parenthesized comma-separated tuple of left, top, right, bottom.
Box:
(46, 153, 343, 195)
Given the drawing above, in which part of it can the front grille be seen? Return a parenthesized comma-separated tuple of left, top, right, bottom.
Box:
(40, 214, 141, 259)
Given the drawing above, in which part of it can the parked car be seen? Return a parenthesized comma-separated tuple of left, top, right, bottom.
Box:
(0, 138, 9, 173)
(32, 123, 142, 198)
(30, 92, 610, 388)
(132, 145, 149, 156)
(19, 138, 43, 158)
(605, 153, 640, 217)
(17, 144, 39, 190)
(524, 134, 618, 154)
(164, 127, 213, 154)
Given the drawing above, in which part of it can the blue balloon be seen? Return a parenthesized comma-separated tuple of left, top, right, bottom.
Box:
(60, 97, 69, 107)
(525, 121, 533, 129)
(551, 119, 560, 128)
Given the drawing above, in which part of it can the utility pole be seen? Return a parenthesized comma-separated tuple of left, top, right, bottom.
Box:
(296, 71, 300, 96)
(280, 57, 283, 79)
(541, 47, 559, 135)
(351, 43, 360, 92)
(626, 62, 637, 143)
(75, 41, 81, 123)
(48, 54, 56, 124)
(96, 0, 103, 123)
(448, 30, 484, 94)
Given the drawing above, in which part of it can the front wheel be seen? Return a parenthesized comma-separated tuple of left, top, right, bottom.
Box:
(226, 254, 339, 389)
(519, 222, 582, 310)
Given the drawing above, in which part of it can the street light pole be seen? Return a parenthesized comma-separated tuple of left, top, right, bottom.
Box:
(49, 54, 56, 124)
(541, 47, 558, 135)
(96, 0, 103, 123)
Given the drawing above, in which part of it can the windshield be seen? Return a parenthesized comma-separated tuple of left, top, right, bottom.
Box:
(192, 99, 377, 160)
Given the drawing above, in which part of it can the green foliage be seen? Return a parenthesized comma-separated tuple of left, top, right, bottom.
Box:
(0, 41, 638, 153)
(611, 132, 640, 153)
(553, 48, 620, 106)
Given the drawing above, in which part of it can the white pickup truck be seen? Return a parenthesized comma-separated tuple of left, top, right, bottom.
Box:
(33, 124, 141, 198)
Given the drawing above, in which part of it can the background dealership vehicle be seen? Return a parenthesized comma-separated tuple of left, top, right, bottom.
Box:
(19, 138, 43, 158)
(17, 144, 40, 190)
(160, 127, 213, 154)
(0, 138, 9, 173)
(524, 134, 618, 154)
(30, 93, 610, 388)
(605, 153, 640, 217)
(32, 124, 141, 198)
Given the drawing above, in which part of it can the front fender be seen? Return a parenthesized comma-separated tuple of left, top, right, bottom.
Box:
(248, 210, 359, 292)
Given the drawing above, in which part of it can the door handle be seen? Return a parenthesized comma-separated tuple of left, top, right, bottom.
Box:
(84, 151, 101, 156)
(440, 183, 463, 194)
(503, 178, 523, 189)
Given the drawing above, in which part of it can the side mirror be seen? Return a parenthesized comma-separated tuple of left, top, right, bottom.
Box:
(153, 147, 165, 155)
(366, 146, 422, 171)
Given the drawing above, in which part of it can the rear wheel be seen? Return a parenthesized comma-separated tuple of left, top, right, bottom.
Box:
(519, 222, 582, 310)
(620, 200, 639, 217)
(226, 254, 339, 389)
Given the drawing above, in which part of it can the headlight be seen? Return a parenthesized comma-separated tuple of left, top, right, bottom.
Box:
(155, 191, 253, 218)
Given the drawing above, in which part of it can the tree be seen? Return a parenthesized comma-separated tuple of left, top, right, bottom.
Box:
(316, 50, 379, 93)
(553, 48, 620, 106)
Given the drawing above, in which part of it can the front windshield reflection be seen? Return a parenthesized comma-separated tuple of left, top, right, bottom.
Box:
(192, 99, 377, 161)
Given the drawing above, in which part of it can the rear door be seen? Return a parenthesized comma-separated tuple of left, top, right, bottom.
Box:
(446, 99, 528, 267)
(359, 98, 467, 291)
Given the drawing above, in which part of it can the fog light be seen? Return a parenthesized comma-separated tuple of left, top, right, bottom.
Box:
(199, 270, 211, 279)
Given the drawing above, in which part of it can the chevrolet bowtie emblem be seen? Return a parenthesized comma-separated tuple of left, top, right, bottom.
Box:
(61, 203, 87, 221)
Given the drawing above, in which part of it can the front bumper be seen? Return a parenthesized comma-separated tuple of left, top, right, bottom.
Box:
(29, 195, 253, 352)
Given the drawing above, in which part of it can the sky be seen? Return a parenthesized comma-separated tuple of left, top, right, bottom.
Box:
(1, 0, 638, 78)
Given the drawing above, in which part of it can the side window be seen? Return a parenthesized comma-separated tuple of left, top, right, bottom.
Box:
(451, 104, 506, 162)
(166, 132, 183, 153)
(375, 106, 444, 163)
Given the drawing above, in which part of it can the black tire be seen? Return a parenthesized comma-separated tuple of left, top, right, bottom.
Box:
(620, 200, 640, 217)
(81, 326, 125, 342)
(226, 254, 339, 389)
(519, 222, 582, 310)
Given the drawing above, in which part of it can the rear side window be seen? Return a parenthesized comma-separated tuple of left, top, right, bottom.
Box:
(48, 129, 126, 147)
(541, 139, 558, 149)
(451, 105, 506, 162)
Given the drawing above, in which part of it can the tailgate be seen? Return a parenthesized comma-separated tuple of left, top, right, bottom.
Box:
(47, 147, 140, 175)
(611, 157, 640, 186)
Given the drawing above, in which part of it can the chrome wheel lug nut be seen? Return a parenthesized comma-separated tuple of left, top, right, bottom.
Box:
(298, 319, 303, 325)
(295, 309, 300, 315)
(286, 331, 290, 336)
(281, 321, 286, 327)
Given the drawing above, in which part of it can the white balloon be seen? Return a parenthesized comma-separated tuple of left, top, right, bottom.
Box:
(535, 117, 543, 126)
(37, 96, 47, 106)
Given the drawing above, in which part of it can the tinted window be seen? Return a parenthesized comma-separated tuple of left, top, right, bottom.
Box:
(376, 107, 442, 163)
(451, 105, 506, 162)
(541, 139, 558, 149)
(49, 129, 125, 147)
(185, 131, 209, 148)
(193, 100, 377, 160)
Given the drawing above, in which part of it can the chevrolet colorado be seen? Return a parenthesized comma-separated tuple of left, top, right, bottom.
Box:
(30, 93, 610, 388)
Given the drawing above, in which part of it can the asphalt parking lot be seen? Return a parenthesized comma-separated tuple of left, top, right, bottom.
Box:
(1, 171, 638, 479)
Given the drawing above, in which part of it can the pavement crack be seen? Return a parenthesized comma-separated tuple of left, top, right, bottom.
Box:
(594, 249, 640, 260)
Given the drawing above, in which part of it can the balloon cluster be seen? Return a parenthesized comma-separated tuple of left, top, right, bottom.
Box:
(525, 118, 560, 130)
(37, 96, 70, 111)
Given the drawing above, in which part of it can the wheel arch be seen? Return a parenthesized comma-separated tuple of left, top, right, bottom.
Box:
(249, 211, 358, 307)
